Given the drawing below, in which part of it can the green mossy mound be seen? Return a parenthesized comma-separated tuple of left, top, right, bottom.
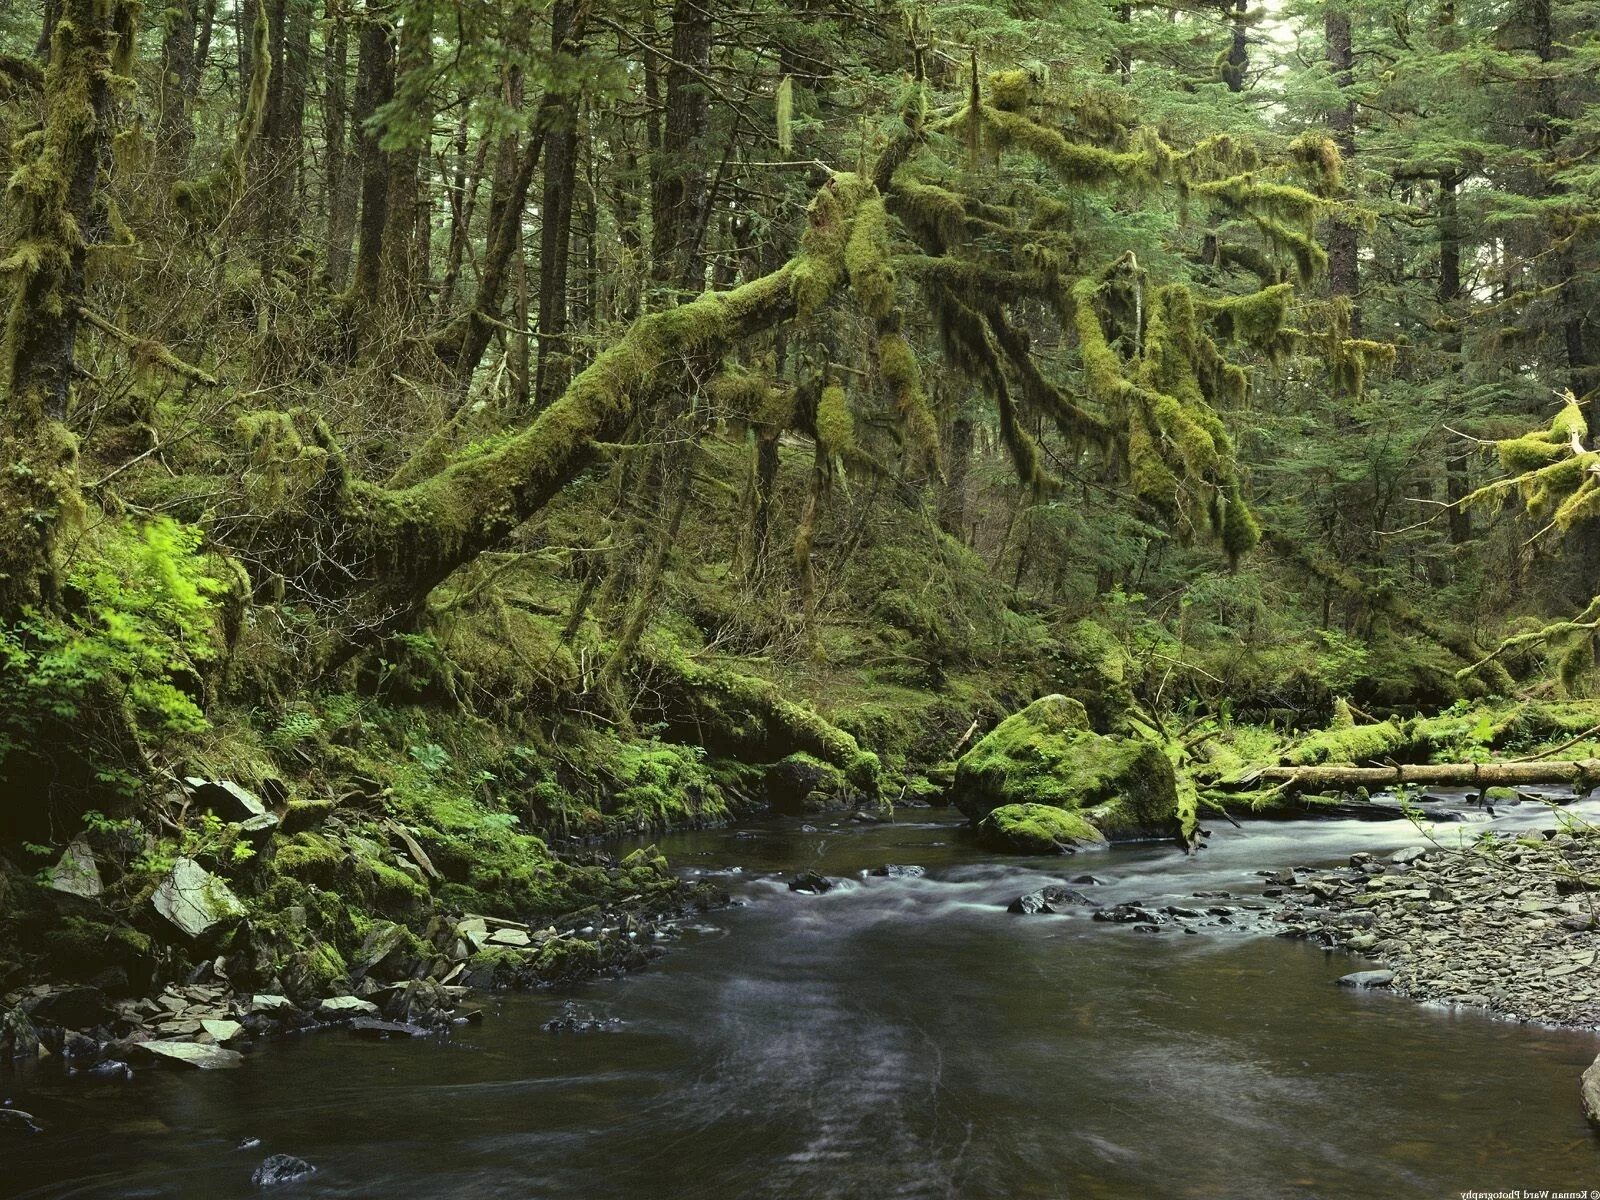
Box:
(953, 694, 1181, 843)
(975, 803, 1106, 854)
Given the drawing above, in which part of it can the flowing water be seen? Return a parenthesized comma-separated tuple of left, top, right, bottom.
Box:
(7, 799, 1600, 1199)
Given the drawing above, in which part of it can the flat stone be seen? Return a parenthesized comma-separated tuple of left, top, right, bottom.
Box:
(316, 995, 380, 1019)
(43, 838, 102, 899)
(248, 994, 295, 1015)
(1337, 970, 1395, 989)
(348, 1017, 428, 1039)
(1390, 846, 1428, 866)
(486, 927, 531, 948)
(184, 778, 267, 821)
(201, 1019, 243, 1043)
(151, 858, 244, 938)
(140, 1040, 243, 1070)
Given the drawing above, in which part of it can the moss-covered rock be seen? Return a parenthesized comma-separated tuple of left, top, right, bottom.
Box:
(765, 752, 853, 813)
(953, 694, 1180, 842)
(976, 803, 1106, 854)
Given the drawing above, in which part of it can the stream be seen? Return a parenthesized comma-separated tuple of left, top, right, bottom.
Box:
(7, 800, 1600, 1199)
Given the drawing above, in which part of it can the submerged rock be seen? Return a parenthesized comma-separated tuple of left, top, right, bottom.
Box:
(251, 1154, 316, 1188)
(542, 1001, 622, 1033)
(954, 695, 1180, 844)
(1337, 970, 1395, 989)
(868, 864, 926, 879)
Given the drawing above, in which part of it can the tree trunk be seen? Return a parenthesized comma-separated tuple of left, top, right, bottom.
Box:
(377, 6, 431, 315)
(1, 0, 129, 615)
(1438, 171, 1471, 544)
(350, 0, 394, 311)
(650, 0, 713, 293)
(1323, 6, 1360, 335)
(534, 0, 582, 410)
(157, 0, 198, 163)
(323, 0, 357, 288)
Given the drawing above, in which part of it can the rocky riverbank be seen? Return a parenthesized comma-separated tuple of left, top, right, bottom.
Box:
(1269, 823, 1600, 1027)
(1, 864, 728, 1095)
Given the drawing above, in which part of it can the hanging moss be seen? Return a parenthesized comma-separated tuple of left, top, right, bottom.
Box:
(845, 194, 896, 321)
(1288, 131, 1343, 195)
(1200, 283, 1293, 348)
(986, 69, 1037, 114)
(815, 383, 855, 452)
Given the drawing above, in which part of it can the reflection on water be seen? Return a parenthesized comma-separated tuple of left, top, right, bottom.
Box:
(7, 801, 1600, 1199)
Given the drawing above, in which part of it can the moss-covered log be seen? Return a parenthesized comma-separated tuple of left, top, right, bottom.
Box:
(1242, 759, 1600, 791)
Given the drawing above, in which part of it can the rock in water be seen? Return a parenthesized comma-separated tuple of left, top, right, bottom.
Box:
(977, 803, 1107, 855)
(1581, 1054, 1600, 1130)
(251, 1155, 316, 1188)
(1009, 891, 1051, 915)
(139, 1040, 243, 1070)
(1337, 970, 1395, 989)
(788, 871, 835, 895)
(869, 864, 926, 879)
(151, 858, 244, 938)
(953, 694, 1180, 843)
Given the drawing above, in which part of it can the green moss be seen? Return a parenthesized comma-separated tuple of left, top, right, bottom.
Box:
(815, 384, 855, 452)
(954, 694, 1181, 841)
(1282, 719, 1409, 766)
(976, 802, 1105, 854)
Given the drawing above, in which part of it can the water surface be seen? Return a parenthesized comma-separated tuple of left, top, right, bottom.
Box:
(7, 801, 1599, 1198)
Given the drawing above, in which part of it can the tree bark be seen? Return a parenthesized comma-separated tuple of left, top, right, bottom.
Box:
(157, 0, 198, 163)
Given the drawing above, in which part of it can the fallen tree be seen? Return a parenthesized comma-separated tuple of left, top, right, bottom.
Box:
(1228, 759, 1600, 792)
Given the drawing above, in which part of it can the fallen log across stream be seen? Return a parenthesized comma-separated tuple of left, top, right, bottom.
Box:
(1223, 758, 1600, 792)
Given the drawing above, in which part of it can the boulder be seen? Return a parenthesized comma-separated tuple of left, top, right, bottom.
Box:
(1008, 885, 1099, 914)
(1581, 1053, 1600, 1131)
(766, 753, 853, 814)
(24, 985, 111, 1031)
(348, 1017, 428, 1039)
(251, 1155, 316, 1188)
(350, 921, 410, 979)
(139, 1040, 243, 1069)
(183, 778, 268, 822)
(43, 838, 102, 899)
(787, 871, 835, 895)
(953, 695, 1179, 842)
(152, 858, 244, 939)
(977, 803, 1107, 855)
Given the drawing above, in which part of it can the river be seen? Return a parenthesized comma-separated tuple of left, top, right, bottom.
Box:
(7, 800, 1600, 1198)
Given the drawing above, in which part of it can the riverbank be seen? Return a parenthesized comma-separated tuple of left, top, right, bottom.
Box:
(1270, 812, 1600, 1028)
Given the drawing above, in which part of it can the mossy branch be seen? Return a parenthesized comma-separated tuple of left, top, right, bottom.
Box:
(77, 306, 219, 386)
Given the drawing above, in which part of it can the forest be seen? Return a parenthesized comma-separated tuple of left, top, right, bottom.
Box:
(4, 0, 1600, 1194)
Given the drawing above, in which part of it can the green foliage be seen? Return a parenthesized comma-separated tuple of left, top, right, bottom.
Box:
(0, 517, 224, 785)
